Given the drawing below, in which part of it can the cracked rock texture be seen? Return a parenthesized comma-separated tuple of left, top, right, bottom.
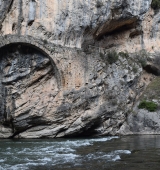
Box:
(0, 0, 159, 138)
(1, 0, 153, 50)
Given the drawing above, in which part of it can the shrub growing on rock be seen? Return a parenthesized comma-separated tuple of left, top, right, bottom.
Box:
(135, 50, 148, 68)
(138, 100, 158, 112)
(107, 50, 119, 64)
(151, 0, 160, 10)
(119, 51, 129, 58)
(139, 58, 147, 68)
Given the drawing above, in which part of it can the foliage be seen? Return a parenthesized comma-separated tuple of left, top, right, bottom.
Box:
(138, 100, 158, 112)
(151, 0, 160, 10)
(99, 50, 119, 64)
(119, 51, 129, 58)
(139, 58, 147, 68)
(107, 50, 119, 64)
(140, 49, 149, 58)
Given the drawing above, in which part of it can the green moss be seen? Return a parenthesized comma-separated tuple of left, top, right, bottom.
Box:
(151, 0, 160, 10)
(138, 100, 158, 112)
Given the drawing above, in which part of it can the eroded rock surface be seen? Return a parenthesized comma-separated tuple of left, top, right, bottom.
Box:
(1, 0, 152, 50)
(0, 42, 144, 138)
(0, 0, 159, 138)
(0, 44, 59, 137)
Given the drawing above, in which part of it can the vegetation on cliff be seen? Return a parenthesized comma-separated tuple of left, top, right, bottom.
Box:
(138, 77, 160, 112)
(138, 100, 158, 112)
(151, 0, 160, 10)
(99, 50, 119, 64)
(142, 77, 160, 99)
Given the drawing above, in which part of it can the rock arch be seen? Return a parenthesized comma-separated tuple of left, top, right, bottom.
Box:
(0, 42, 61, 134)
(0, 35, 63, 87)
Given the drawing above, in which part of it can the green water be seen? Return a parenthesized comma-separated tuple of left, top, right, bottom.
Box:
(0, 135, 160, 170)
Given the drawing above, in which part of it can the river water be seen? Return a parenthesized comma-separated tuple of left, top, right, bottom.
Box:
(0, 135, 160, 170)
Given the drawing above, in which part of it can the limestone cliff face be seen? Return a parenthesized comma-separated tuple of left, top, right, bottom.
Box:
(1, 0, 152, 49)
(0, 0, 159, 138)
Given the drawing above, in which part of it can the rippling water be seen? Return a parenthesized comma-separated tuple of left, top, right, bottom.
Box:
(1, 135, 160, 170)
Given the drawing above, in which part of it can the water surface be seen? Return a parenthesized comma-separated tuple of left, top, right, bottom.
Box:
(0, 135, 160, 170)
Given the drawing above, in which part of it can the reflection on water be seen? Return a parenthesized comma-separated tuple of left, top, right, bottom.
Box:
(0, 135, 160, 170)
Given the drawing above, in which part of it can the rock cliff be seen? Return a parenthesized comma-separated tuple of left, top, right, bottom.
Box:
(0, 0, 159, 138)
